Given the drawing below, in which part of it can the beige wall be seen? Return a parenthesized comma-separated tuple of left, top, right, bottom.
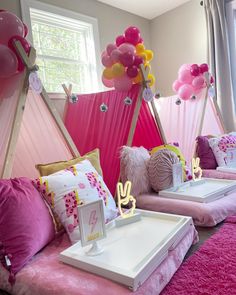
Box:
(0, 0, 150, 50)
(150, 0, 207, 96)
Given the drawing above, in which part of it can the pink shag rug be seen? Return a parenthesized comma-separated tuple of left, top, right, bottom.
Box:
(162, 216, 236, 295)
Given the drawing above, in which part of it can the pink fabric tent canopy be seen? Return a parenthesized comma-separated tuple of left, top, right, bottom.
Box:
(0, 73, 74, 179)
(65, 84, 164, 194)
(156, 90, 224, 164)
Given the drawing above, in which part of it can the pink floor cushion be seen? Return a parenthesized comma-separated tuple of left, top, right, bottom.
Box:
(0, 177, 55, 283)
(136, 191, 236, 226)
(0, 226, 197, 295)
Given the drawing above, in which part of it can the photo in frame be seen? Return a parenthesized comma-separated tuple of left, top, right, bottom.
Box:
(77, 199, 106, 247)
(172, 162, 183, 188)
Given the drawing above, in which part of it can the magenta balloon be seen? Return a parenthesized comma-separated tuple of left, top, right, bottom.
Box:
(0, 45, 18, 78)
(106, 43, 117, 56)
(210, 75, 214, 84)
(190, 64, 200, 77)
(8, 35, 31, 72)
(199, 63, 209, 74)
(178, 69, 193, 84)
(133, 55, 143, 66)
(118, 43, 135, 54)
(110, 49, 121, 63)
(124, 26, 140, 46)
(0, 11, 24, 45)
(120, 52, 135, 67)
(192, 76, 205, 89)
(114, 75, 132, 91)
(102, 75, 114, 88)
(178, 84, 194, 100)
(172, 80, 183, 92)
(127, 65, 138, 78)
(23, 23, 28, 37)
(116, 35, 126, 47)
(138, 37, 144, 44)
(101, 54, 113, 67)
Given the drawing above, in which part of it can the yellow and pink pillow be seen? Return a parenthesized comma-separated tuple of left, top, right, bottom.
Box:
(33, 160, 117, 243)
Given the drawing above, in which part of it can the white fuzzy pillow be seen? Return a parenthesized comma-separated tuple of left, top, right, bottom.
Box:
(120, 146, 151, 196)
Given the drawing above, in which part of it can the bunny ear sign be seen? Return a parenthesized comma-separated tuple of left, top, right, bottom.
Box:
(124, 181, 132, 198)
(117, 182, 124, 198)
(196, 157, 200, 166)
(192, 158, 196, 167)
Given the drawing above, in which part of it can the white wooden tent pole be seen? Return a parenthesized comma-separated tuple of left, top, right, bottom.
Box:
(212, 96, 226, 133)
(150, 100, 167, 144)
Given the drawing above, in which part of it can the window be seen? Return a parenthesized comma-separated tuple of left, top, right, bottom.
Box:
(226, 0, 236, 108)
(20, 0, 101, 93)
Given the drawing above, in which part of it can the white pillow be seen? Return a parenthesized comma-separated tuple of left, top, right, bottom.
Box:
(33, 160, 117, 243)
(208, 133, 236, 167)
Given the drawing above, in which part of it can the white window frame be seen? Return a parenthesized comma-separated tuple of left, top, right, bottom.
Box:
(226, 0, 236, 107)
(20, 0, 102, 93)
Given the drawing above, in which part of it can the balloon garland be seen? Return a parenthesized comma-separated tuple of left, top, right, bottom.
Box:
(172, 63, 214, 102)
(0, 10, 30, 78)
(101, 26, 155, 92)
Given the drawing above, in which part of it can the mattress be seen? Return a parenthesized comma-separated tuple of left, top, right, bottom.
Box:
(0, 226, 197, 295)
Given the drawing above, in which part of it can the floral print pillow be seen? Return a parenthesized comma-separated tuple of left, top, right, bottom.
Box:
(208, 133, 236, 167)
(33, 160, 117, 243)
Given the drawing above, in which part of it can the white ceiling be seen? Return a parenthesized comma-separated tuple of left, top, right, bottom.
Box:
(97, 0, 192, 19)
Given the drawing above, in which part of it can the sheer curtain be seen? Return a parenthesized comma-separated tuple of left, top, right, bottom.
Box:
(204, 0, 236, 132)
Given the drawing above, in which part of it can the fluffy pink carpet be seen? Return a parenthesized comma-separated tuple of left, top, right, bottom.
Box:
(162, 216, 236, 295)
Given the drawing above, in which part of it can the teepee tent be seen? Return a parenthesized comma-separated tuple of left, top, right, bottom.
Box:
(156, 87, 225, 164)
(0, 41, 79, 179)
(63, 66, 166, 194)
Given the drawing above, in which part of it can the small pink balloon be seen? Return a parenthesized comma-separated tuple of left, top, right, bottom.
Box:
(110, 49, 122, 63)
(102, 75, 114, 88)
(23, 23, 28, 37)
(178, 64, 191, 74)
(101, 54, 113, 67)
(127, 65, 138, 78)
(119, 51, 135, 67)
(199, 63, 209, 74)
(114, 75, 132, 91)
(106, 43, 117, 56)
(0, 11, 24, 45)
(210, 75, 214, 84)
(8, 35, 31, 72)
(101, 50, 107, 58)
(178, 69, 193, 84)
(124, 26, 140, 46)
(0, 45, 18, 78)
(190, 64, 200, 76)
(116, 35, 126, 47)
(192, 75, 205, 89)
(133, 55, 143, 66)
(172, 80, 183, 92)
(118, 43, 135, 54)
(178, 84, 194, 100)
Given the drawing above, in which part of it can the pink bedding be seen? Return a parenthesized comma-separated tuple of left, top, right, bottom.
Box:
(203, 169, 236, 180)
(136, 191, 236, 226)
(0, 226, 197, 295)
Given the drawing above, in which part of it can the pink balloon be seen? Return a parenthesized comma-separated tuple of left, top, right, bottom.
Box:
(110, 49, 121, 63)
(114, 75, 132, 91)
(138, 37, 144, 44)
(178, 84, 194, 100)
(101, 54, 113, 67)
(190, 64, 200, 77)
(127, 65, 138, 78)
(124, 26, 140, 46)
(120, 52, 135, 67)
(0, 11, 24, 45)
(102, 75, 114, 88)
(178, 64, 191, 74)
(23, 23, 28, 37)
(199, 63, 209, 74)
(106, 43, 117, 56)
(8, 35, 31, 72)
(210, 75, 214, 84)
(192, 76, 205, 89)
(101, 50, 107, 58)
(0, 45, 18, 78)
(133, 55, 143, 66)
(178, 69, 193, 84)
(116, 35, 126, 47)
(172, 80, 183, 92)
(118, 43, 135, 54)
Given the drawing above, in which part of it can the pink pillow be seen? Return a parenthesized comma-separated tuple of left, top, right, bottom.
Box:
(196, 136, 217, 169)
(0, 177, 55, 283)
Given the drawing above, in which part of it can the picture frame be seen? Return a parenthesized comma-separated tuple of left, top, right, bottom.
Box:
(77, 199, 106, 247)
(172, 162, 183, 188)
